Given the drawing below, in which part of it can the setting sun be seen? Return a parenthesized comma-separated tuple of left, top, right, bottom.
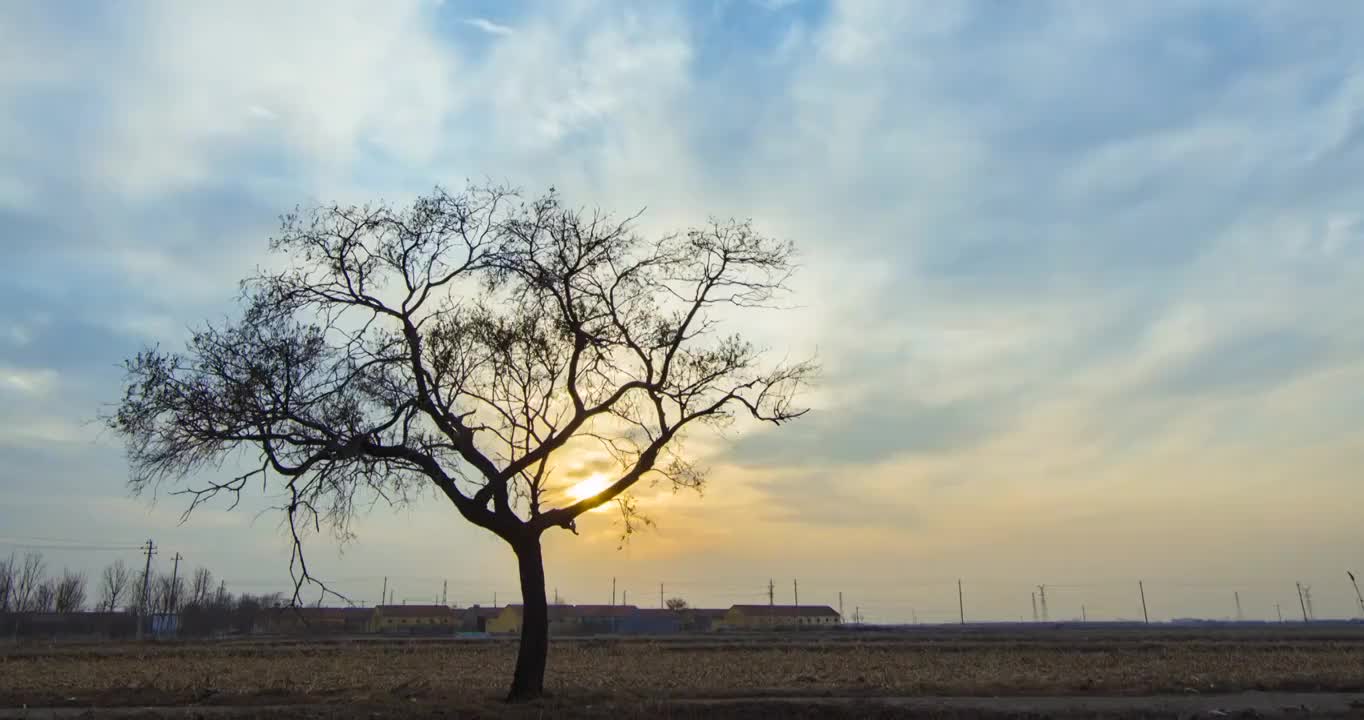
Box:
(566, 473, 612, 502)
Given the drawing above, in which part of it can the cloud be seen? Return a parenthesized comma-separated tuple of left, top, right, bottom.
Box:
(0, 366, 57, 396)
(462, 17, 514, 36)
(3, 0, 1364, 618)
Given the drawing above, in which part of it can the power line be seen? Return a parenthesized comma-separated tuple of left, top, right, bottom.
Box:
(0, 543, 145, 552)
(0, 534, 144, 545)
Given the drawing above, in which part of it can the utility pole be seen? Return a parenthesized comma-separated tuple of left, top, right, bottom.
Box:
(1296, 582, 1308, 622)
(958, 579, 965, 625)
(1031, 592, 1038, 622)
(660, 583, 664, 609)
(139, 539, 156, 640)
(768, 579, 774, 607)
(793, 579, 798, 608)
(1303, 586, 1314, 620)
(381, 577, 387, 607)
(1234, 592, 1243, 622)
(1276, 603, 1283, 623)
(1037, 585, 1048, 622)
(442, 580, 448, 606)
(623, 590, 628, 606)
(612, 577, 616, 607)
(838, 591, 843, 623)
(1139, 581, 1149, 624)
(1081, 605, 1087, 623)
(169, 552, 182, 613)
(493, 591, 497, 608)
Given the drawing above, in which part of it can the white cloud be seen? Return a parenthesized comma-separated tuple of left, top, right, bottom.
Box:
(0, 366, 57, 396)
(246, 104, 277, 120)
(91, 1, 461, 196)
(0, 416, 83, 447)
(2, 322, 33, 347)
(463, 17, 514, 36)
(468, 7, 692, 155)
(3, 0, 1364, 617)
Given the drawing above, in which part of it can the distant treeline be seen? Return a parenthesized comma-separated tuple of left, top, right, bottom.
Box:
(0, 551, 286, 638)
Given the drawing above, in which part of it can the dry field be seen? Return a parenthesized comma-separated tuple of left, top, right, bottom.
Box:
(2, 627, 1364, 717)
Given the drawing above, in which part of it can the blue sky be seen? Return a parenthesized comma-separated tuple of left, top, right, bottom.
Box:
(2, 0, 1363, 621)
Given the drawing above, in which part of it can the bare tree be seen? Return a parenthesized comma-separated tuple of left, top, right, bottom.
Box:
(0, 555, 14, 612)
(99, 560, 133, 612)
(54, 570, 87, 613)
(665, 597, 689, 611)
(188, 567, 214, 607)
(108, 185, 813, 700)
(153, 572, 186, 614)
(212, 580, 231, 610)
(13, 553, 46, 612)
(32, 578, 56, 613)
(130, 570, 151, 615)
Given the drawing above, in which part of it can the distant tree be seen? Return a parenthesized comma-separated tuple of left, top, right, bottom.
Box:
(153, 572, 187, 614)
(665, 597, 690, 611)
(99, 560, 133, 612)
(0, 555, 14, 612)
(189, 567, 214, 607)
(32, 578, 56, 613)
(212, 580, 232, 610)
(13, 553, 46, 612)
(130, 570, 151, 614)
(54, 570, 87, 613)
(108, 184, 813, 700)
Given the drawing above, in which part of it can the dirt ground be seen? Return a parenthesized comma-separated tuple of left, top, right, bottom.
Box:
(2, 626, 1363, 717)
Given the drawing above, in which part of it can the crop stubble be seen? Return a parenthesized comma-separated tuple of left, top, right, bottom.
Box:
(2, 633, 1362, 706)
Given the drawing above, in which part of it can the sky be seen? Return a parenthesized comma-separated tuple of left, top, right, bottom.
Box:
(2, 0, 1364, 624)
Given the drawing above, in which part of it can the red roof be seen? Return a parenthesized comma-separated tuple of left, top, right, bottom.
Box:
(501, 604, 641, 618)
(570, 604, 638, 618)
(729, 605, 840, 617)
(270, 607, 370, 620)
(376, 605, 454, 618)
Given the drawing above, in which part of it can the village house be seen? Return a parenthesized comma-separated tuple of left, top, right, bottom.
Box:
(678, 607, 728, 633)
(369, 605, 456, 634)
(486, 604, 584, 635)
(717, 605, 842, 630)
(459, 605, 501, 633)
(265, 607, 373, 635)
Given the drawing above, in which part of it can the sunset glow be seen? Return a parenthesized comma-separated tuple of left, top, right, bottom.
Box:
(566, 473, 613, 503)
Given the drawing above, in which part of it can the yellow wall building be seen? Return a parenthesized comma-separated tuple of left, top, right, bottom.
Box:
(717, 605, 841, 630)
(486, 605, 583, 635)
(369, 605, 455, 633)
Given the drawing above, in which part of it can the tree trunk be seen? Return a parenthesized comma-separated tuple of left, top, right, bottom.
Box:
(506, 539, 549, 702)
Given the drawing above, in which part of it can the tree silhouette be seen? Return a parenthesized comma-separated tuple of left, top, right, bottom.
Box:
(665, 597, 690, 611)
(12, 553, 45, 612)
(54, 570, 87, 613)
(108, 185, 813, 700)
(99, 560, 132, 612)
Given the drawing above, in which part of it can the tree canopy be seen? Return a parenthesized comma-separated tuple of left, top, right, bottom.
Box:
(109, 184, 813, 699)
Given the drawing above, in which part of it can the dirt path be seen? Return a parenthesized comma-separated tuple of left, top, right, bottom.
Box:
(3, 692, 1363, 718)
(678, 691, 1364, 716)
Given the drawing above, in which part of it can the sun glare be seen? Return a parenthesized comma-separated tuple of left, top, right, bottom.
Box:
(566, 473, 612, 502)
